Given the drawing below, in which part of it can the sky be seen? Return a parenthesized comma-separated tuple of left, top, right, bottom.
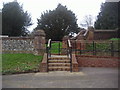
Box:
(0, 0, 105, 32)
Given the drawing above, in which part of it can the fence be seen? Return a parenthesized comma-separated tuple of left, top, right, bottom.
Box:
(70, 40, 119, 57)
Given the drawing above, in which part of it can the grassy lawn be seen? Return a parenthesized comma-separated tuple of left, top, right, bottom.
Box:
(110, 38, 120, 41)
(2, 53, 43, 75)
(86, 38, 119, 51)
(86, 43, 111, 51)
(50, 42, 62, 54)
(82, 38, 120, 56)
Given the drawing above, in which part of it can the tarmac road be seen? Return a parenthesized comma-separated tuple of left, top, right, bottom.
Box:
(2, 67, 118, 88)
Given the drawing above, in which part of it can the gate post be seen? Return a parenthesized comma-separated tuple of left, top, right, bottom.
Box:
(87, 26, 94, 40)
(62, 36, 70, 54)
(34, 30, 46, 55)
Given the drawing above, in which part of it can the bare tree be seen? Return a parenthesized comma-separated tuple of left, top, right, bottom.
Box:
(80, 15, 93, 28)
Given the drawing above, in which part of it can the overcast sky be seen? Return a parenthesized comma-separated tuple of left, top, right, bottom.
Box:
(0, 0, 105, 32)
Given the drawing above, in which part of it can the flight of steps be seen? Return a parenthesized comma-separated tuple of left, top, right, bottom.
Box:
(48, 55, 71, 71)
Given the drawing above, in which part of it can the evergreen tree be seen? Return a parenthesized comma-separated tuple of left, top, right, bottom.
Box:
(94, 2, 119, 29)
(2, 1, 32, 36)
(35, 4, 78, 41)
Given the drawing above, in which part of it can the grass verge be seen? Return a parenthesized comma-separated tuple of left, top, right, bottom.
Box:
(2, 53, 43, 75)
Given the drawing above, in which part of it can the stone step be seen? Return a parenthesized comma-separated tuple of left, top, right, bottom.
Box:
(47, 55, 71, 72)
(48, 60, 70, 63)
(48, 66, 70, 71)
(51, 55, 68, 58)
(49, 57, 69, 60)
(48, 63, 70, 66)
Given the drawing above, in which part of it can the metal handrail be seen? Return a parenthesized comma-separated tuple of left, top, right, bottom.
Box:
(67, 39, 72, 72)
(68, 39, 72, 48)
(46, 39, 51, 72)
(47, 39, 51, 56)
(47, 39, 51, 47)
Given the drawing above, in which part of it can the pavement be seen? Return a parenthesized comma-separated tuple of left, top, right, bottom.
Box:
(2, 67, 118, 88)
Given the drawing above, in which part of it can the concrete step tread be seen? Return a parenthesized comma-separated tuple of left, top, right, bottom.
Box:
(49, 69, 70, 71)
(49, 57, 69, 60)
(48, 60, 70, 63)
(48, 63, 70, 66)
(48, 67, 70, 71)
(51, 55, 68, 58)
(48, 63, 70, 65)
(48, 59, 70, 61)
(48, 66, 70, 69)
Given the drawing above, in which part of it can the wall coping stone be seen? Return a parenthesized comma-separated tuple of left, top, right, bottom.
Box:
(95, 30, 118, 32)
(2, 37, 33, 40)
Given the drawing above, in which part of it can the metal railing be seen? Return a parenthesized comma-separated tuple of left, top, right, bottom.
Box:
(46, 39, 73, 72)
(46, 39, 51, 57)
(70, 40, 120, 57)
(46, 39, 51, 71)
(67, 39, 72, 72)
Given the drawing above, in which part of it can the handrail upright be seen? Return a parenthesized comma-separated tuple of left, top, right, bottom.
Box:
(46, 39, 51, 72)
(67, 39, 72, 72)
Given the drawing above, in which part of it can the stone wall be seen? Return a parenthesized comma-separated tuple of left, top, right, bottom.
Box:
(2, 30, 46, 55)
(2, 37, 34, 53)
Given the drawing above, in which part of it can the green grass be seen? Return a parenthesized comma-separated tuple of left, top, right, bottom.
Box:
(2, 53, 43, 75)
(86, 43, 111, 51)
(110, 38, 120, 41)
(84, 40, 119, 56)
(51, 42, 62, 54)
(86, 40, 119, 51)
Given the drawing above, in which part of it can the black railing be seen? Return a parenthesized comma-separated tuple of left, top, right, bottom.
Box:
(111, 41, 114, 56)
(46, 39, 51, 71)
(46, 39, 51, 57)
(70, 40, 119, 57)
(67, 39, 72, 72)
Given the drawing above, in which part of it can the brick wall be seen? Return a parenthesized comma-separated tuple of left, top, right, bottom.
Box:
(70, 40, 86, 50)
(72, 54, 79, 72)
(94, 30, 118, 40)
(39, 53, 48, 72)
(76, 55, 120, 67)
(74, 28, 118, 40)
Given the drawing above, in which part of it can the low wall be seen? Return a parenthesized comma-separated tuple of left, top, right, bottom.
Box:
(94, 30, 118, 40)
(72, 54, 79, 72)
(2, 30, 46, 55)
(73, 27, 118, 40)
(2, 37, 34, 53)
(76, 55, 120, 67)
(39, 53, 48, 72)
